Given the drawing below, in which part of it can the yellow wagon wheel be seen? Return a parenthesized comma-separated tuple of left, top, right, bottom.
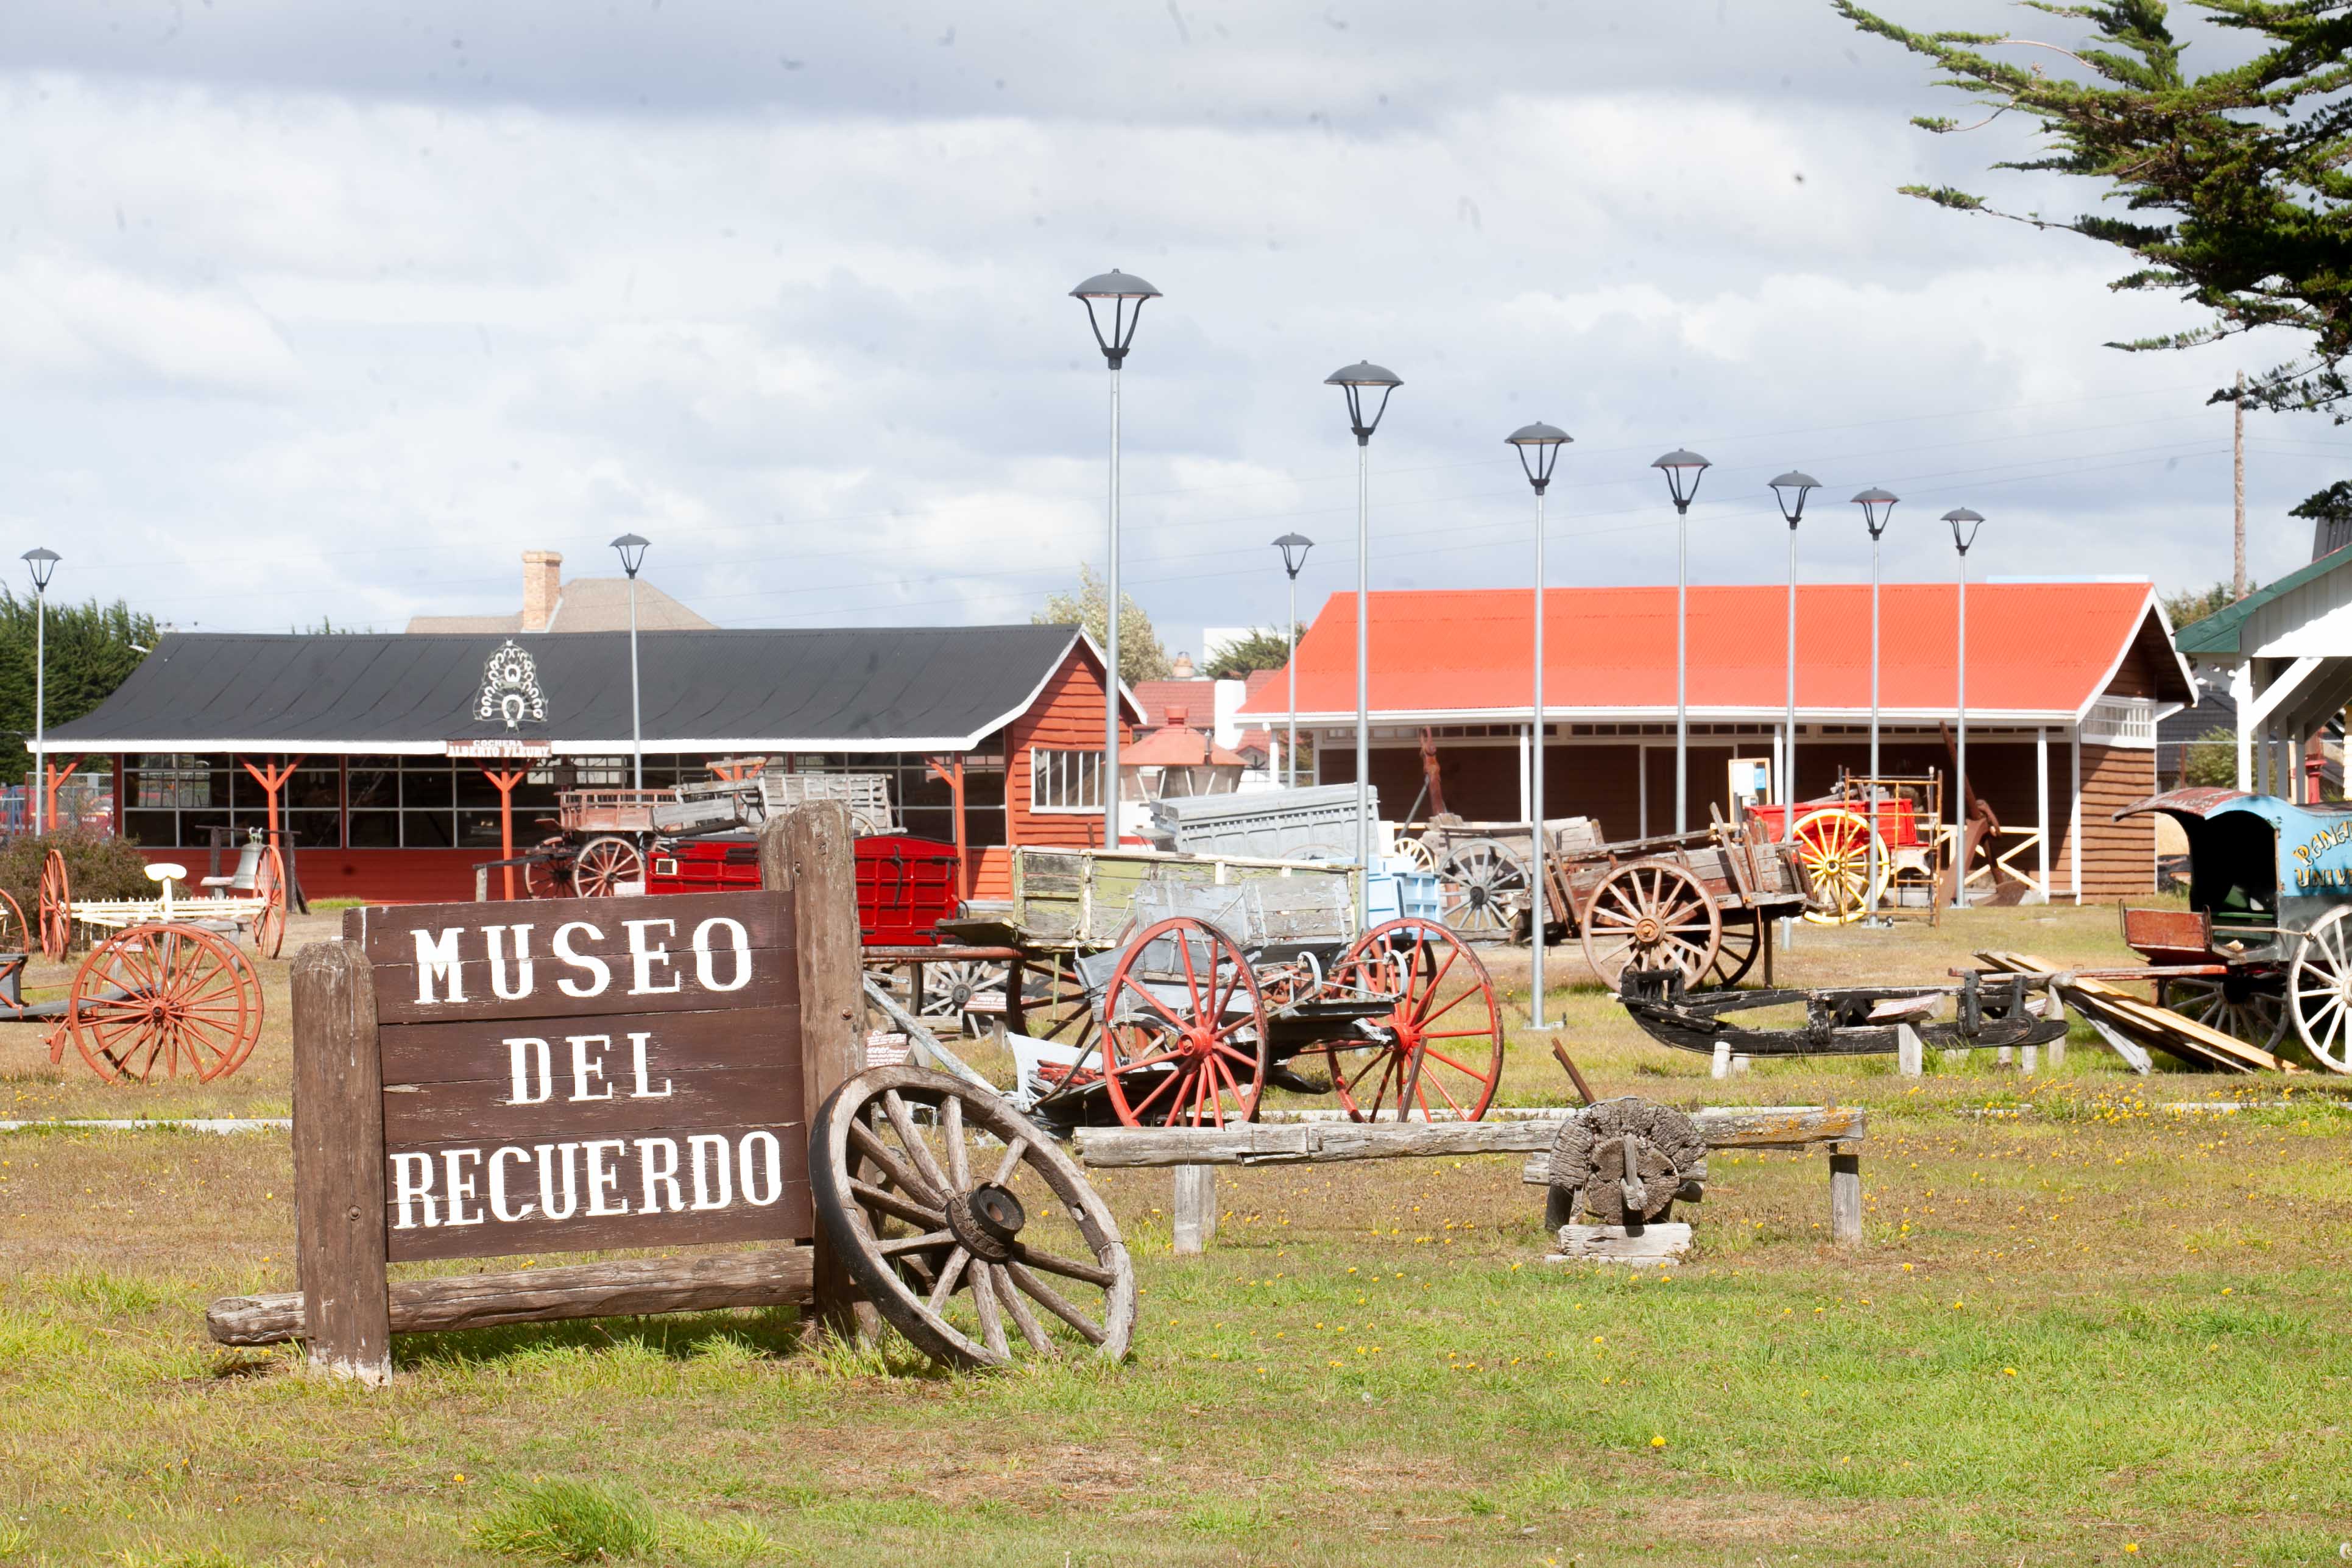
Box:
(1793, 809, 1885, 927)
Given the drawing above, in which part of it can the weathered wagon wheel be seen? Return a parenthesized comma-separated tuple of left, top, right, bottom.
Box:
(1323, 917, 1505, 1122)
(570, 836, 645, 897)
(68, 925, 263, 1084)
(1436, 838, 1530, 943)
(1793, 808, 1885, 927)
(811, 1064, 1137, 1370)
(2287, 910, 2352, 1073)
(1703, 911, 1762, 988)
(1393, 836, 1438, 874)
(1579, 862, 1723, 989)
(0, 888, 27, 955)
(916, 959, 1008, 1037)
(37, 849, 71, 961)
(250, 843, 288, 959)
(2158, 972, 2286, 1054)
(1099, 917, 1270, 1128)
(521, 845, 571, 900)
(1544, 1097, 1707, 1229)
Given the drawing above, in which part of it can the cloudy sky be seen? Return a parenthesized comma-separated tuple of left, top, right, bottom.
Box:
(2, 0, 2341, 655)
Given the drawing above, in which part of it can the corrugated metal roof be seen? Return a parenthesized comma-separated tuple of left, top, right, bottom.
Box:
(1236, 582, 2187, 722)
(51, 625, 1118, 754)
(2175, 546, 2352, 655)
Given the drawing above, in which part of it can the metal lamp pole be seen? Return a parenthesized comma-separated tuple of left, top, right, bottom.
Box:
(1327, 361, 1402, 914)
(610, 534, 649, 789)
(1943, 507, 1985, 910)
(1509, 423, 1570, 1029)
(1651, 450, 1711, 833)
(1273, 534, 1314, 789)
(1072, 269, 1161, 849)
(1851, 489, 1899, 922)
(1767, 473, 1820, 839)
(21, 549, 58, 834)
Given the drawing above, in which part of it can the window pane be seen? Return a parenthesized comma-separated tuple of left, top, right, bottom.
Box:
(122, 811, 178, 847)
(287, 768, 341, 808)
(348, 811, 400, 849)
(347, 770, 398, 810)
(458, 810, 506, 849)
(403, 767, 454, 808)
(283, 810, 341, 849)
(403, 811, 454, 849)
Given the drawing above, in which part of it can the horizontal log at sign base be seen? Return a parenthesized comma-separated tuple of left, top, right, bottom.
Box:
(1547, 1223, 1692, 1265)
(1073, 1106, 1864, 1169)
(208, 1248, 814, 1346)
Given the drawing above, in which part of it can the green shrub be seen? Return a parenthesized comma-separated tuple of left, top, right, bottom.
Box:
(0, 830, 160, 947)
(474, 1479, 658, 1564)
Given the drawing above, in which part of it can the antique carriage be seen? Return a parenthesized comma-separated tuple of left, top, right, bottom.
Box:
(1750, 772, 1949, 925)
(2113, 788, 2352, 1073)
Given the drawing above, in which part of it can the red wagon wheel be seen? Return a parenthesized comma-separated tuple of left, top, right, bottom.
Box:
(1323, 917, 1505, 1123)
(1099, 917, 1270, 1128)
(37, 849, 70, 961)
(68, 925, 263, 1084)
(250, 843, 288, 959)
(570, 836, 645, 897)
(1578, 861, 1723, 988)
(0, 887, 27, 954)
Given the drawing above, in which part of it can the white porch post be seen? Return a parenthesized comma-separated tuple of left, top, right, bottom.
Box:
(2231, 661, 2255, 790)
(2035, 726, 2050, 903)
(2069, 725, 2083, 903)
(1518, 724, 1533, 822)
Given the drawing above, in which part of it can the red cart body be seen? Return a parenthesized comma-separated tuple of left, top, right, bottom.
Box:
(647, 832, 962, 947)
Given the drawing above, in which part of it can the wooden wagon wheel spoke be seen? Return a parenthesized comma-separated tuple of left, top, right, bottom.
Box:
(876, 1231, 956, 1258)
(851, 1179, 946, 1230)
(1330, 918, 1503, 1125)
(925, 1249, 972, 1312)
(994, 1265, 1055, 1355)
(847, 1118, 943, 1207)
(1003, 1261, 1108, 1346)
(968, 1260, 1011, 1359)
(68, 925, 260, 1086)
(2288, 909, 2352, 1073)
(1101, 918, 1267, 1129)
(1579, 860, 1722, 988)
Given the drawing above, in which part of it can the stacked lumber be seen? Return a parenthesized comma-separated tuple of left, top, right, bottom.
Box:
(1977, 950, 2289, 1074)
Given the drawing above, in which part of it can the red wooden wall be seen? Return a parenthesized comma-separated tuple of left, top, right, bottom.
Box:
(974, 641, 1131, 899)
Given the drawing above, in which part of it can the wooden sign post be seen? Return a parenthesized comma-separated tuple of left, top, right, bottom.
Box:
(214, 805, 864, 1380)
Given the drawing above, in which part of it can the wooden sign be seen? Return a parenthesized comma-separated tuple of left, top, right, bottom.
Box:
(212, 806, 867, 1383)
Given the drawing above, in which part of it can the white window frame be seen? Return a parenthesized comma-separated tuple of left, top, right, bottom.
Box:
(1029, 746, 1105, 813)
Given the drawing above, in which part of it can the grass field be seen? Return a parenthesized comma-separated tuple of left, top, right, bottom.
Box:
(2, 903, 2349, 1566)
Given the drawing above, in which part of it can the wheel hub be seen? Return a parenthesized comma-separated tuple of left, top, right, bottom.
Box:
(1632, 914, 1662, 945)
(944, 1181, 1025, 1263)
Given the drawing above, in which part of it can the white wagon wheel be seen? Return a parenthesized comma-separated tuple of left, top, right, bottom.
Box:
(2287, 910, 2352, 1073)
(1393, 836, 1438, 873)
(1579, 861, 1723, 989)
(2157, 972, 2286, 1054)
(916, 958, 1008, 1037)
(1435, 838, 1529, 943)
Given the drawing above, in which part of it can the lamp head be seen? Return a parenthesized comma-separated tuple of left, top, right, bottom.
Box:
(1272, 532, 1315, 579)
(1326, 361, 1402, 445)
(20, 548, 58, 593)
(609, 532, 651, 579)
(1506, 422, 1572, 494)
(1768, 470, 1821, 528)
(1942, 506, 1986, 554)
(1651, 448, 1711, 512)
(1851, 487, 1900, 539)
(1070, 269, 1160, 368)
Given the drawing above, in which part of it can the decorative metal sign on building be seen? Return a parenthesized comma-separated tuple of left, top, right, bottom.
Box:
(475, 640, 548, 731)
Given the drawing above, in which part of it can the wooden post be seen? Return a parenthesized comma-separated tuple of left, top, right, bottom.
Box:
(43, 758, 80, 831)
(2020, 1044, 2039, 1075)
(1896, 1023, 1924, 1078)
(1711, 1040, 1731, 1079)
(760, 802, 875, 1342)
(291, 941, 390, 1385)
(1172, 1165, 1218, 1255)
(481, 766, 529, 901)
(1829, 1148, 1862, 1247)
(2034, 726, 2051, 903)
(925, 755, 970, 900)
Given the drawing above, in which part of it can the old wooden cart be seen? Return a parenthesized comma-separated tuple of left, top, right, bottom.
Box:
(37, 841, 287, 961)
(939, 846, 1507, 1129)
(13, 863, 265, 1083)
(523, 772, 902, 899)
(1750, 772, 1950, 925)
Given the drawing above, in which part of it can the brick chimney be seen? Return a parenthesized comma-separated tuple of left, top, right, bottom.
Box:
(1165, 704, 1190, 729)
(521, 551, 563, 632)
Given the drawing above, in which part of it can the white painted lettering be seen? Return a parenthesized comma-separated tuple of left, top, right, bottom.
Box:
(691, 917, 753, 992)
(740, 1130, 783, 1206)
(584, 1139, 630, 1216)
(638, 1137, 683, 1214)
(485, 923, 537, 1001)
(553, 921, 611, 997)
(506, 1037, 553, 1105)
(537, 1142, 582, 1221)
(442, 1149, 485, 1226)
(411, 928, 466, 1005)
(567, 1035, 615, 1102)
(624, 919, 681, 996)
(627, 1032, 671, 1099)
(390, 1152, 439, 1230)
(489, 1146, 535, 1221)
(687, 1134, 733, 1210)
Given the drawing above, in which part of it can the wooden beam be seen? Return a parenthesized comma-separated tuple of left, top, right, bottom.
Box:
(291, 941, 390, 1385)
(209, 1249, 814, 1346)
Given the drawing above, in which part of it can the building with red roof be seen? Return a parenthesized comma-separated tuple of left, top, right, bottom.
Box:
(1237, 580, 2192, 897)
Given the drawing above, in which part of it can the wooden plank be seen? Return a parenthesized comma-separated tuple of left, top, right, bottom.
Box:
(1172, 1165, 1218, 1255)
(292, 940, 391, 1385)
(380, 1005, 803, 1089)
(370, 952, 793, 1025)
(1547, 1223, 1691, 1265)
(386, 1157, 813, 1262)
(1981, 950, 2281, 1072)
(208, 1248, 814, 1346)
(345, 891, 789, 965)
(1830, 1151, 1862, 1246)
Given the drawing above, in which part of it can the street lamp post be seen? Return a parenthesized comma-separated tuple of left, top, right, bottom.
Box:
(1767, 473, 1820, 840)
(21, 549, 57, 835)
(1943, 507, 1986, 910)
(610, 534, 649, 790)
(1072, 269, 1161, 849)
(1327, 361, 1402, 909)
(1851, 488, 1899, 920)
(1272, 534, 1315, 789)
(1651, 450, 1711, 833)
(1508, 422, 1571, 1030)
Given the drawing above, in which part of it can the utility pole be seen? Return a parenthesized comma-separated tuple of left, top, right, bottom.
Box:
(2233, 369, 2247, 600)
